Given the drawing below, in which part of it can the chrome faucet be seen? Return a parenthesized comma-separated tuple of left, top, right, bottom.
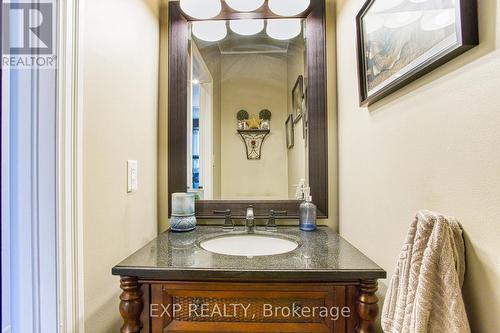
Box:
(245, 206, 255, 233)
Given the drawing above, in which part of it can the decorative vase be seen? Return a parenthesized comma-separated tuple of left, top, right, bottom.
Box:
(170, 193, 197, 232)
(238, 120, 247, 130)
(260, 120, 270, 130)
(170, 214, 197, 232)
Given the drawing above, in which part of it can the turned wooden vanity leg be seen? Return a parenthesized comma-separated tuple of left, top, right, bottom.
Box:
(119, 276, 143, 333)
(355, 279, 379, 333)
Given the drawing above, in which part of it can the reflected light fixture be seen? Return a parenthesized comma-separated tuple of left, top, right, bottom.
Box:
(268, 0, 310, 16)
(180, 0, 221, 19)
(229, 19, 265, 36)
(192, 21, 227, 42)
(226, 0, 265, 12)
(364, 14, 384, 34)
(421, 9, 456, 31)
(384, 11, 422, 29)
(266, 19, 301, 40)
(370, 0, 404, 13)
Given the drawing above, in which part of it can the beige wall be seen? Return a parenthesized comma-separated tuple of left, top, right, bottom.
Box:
(336, 0, 500, 331)
(286, 38, 308, 199)
(83, 0, 160, 331)
(220, 53, 289, 199)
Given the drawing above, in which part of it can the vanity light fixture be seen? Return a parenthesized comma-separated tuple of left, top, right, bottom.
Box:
(226, 0, 265, 12)
(266, 19, 302, 40)
(192, 21, 227, 42)
(180, 0, 221, 19)
(268, 0, 310, 16)
(229, 19, 265, 36)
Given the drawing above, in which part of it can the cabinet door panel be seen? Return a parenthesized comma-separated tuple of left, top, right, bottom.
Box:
(144, 282, 355, 333)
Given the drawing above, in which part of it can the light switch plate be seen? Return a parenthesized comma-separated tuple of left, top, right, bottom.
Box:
(127, 160, 138, 193)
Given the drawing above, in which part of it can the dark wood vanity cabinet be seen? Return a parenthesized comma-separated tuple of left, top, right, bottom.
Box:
(119, 278, 380, 333)
(114, 227, 385, 333)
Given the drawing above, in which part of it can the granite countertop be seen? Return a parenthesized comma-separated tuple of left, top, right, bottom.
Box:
(112, 226, 386, 281)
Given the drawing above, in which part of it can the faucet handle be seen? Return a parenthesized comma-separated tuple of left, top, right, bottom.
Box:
(246, 205, 254, 218)
(213, 209, 234, 230)
(267, 210, 287, 231)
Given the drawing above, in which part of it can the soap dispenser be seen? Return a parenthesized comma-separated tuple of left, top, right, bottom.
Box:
(299, 188, 317, 231)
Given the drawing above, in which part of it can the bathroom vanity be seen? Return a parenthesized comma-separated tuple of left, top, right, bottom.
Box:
(115, 1, 387, 331)
(112, 226, 386, 333)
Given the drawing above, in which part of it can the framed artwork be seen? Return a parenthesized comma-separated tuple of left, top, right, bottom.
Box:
(356, 0, 478, 106)
(292, 75, 304, 123)
(302, 86, 308, 141)
(285, 114, 294, 149)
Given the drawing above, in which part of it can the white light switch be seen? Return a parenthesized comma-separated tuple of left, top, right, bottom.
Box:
(127, 160, 138, 193)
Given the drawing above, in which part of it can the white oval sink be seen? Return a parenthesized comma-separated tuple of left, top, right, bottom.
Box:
(200, 234, 298, 257)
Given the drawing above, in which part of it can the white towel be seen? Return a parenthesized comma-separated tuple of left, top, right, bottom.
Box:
(382, 210, 470, 333)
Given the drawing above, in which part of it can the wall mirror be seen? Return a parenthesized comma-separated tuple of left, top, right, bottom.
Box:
(168, 0, 327, 219)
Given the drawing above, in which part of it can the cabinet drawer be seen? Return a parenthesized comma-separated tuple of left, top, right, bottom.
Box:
(146, 282, 355, 333)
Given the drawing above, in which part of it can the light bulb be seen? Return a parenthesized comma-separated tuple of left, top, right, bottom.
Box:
(268, 0, 310, 16)
(266, 19, 301, 40)
(180, 0, 221, 19)
(226, 0, 264, 12)
(192, 21, 227, 42)
(229, 19, 264, 36)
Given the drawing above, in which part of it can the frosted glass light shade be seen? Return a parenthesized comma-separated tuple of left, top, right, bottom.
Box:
(266, 19, 301, 40)
(226, 0, 264, 12)
(268, 0, 310, 16)
(180, 0, 221, 19)
(229, 19, 264, 36)
(192, 21, 227, 42)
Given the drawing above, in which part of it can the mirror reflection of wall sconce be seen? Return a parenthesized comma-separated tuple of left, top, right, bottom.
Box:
(238, 129, 270, 160)
(236, 109, 272, 160)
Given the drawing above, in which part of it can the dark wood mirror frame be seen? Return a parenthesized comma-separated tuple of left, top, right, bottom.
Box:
(168, 0, 328, 219)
